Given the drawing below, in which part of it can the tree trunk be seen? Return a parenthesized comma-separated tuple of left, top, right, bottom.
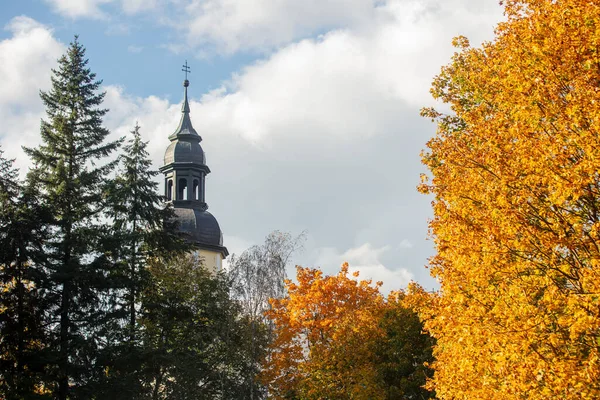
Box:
(152, 368, 164, 400)
(59, 280, 70, 400)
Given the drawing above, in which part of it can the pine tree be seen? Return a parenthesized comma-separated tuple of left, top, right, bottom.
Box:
(0, 146, 48, 398)
(23, 37, 121, 399)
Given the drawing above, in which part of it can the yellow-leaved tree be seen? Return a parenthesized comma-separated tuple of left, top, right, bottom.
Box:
(420, 0, 600, 398)
(260, 264, 434, 399)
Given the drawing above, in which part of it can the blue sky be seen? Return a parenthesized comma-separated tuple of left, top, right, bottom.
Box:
(0, 0, 505, 291)
(0, 1, 254, 99)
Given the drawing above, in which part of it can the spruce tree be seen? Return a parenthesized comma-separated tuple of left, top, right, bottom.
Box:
(23, 37, 120, 399)
(0, 146, 47, 398)
(99, 123, 183, 397)
(107, 123, 164, 344)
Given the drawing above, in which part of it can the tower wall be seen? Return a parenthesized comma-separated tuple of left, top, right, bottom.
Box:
(196, 249, 223, 274)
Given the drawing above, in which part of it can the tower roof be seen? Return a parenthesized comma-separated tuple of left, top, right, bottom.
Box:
(162, 78, 207, 168)
(168, 79, 202, 142)
(172, 207, 228, 257)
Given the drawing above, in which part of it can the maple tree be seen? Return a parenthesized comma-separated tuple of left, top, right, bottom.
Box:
(420, 0, 600, 398)
(261, 264, 433, 399)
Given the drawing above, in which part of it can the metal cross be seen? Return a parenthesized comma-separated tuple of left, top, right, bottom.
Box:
(182, 60, 191, 80)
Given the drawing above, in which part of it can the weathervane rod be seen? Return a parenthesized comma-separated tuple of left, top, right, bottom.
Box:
(182, 60, 191, 81)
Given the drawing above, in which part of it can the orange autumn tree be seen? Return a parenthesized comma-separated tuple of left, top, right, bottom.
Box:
(260, 263, 434, 399)
(420, 0, 600, 398)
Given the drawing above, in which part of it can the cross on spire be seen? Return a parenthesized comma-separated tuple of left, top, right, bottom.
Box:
(182, 60, 191, 81)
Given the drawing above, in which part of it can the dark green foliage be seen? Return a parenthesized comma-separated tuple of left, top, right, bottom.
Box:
(105, 123, 167, 342)
(375, 298, 435, 400)
(100, 123, 187, 396)
(23, 36, 121, 399)
(0, 147, 49, 399)
(138, 254, 266, 399)
(0, 146, 18, 197)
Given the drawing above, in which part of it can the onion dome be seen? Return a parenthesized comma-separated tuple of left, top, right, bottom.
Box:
(172, 208, 224, 248)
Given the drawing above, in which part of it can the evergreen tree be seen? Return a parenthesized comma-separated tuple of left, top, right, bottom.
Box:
(106, 123, 165, 343)
(0, 146, 18, 197)
(23, 37, 121, 399)
(100, 123, 185, 398)
(0, 146, 48, 398)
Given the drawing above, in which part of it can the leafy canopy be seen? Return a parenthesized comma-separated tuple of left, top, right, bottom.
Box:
(261, 263, 433, 400)
(420, 0, 600, 398)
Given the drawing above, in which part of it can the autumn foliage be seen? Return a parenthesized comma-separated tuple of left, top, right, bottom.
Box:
(420, 0, 600, 398)
(261, 263, 433, 399)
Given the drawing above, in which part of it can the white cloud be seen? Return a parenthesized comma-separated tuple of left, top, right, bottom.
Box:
(342, 243, 392, 266)
(105, 23, 131, 36)
(178, 0, 503, 54)
(41, 0, 501, 57)
(45, 0, 157, 19)
(0, 17, 63, 107)
(101, 85, 176, 159)
(314, 243, 413, 292)
(183, 0, 376, 53)
(0, 17, 64, 172)
(189, 32, 411, 146)
(127, 45, 144, 53)
(399, 239, 413, 249)
(121, 0, 158, 14)
(44, 0, 114, 19)
(349, 264, 413, 293)
(159, 43, 188, 55)
(175, 0, 503, 147)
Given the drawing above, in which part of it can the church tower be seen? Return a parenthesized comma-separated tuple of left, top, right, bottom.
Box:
(159, 66, 228, 271)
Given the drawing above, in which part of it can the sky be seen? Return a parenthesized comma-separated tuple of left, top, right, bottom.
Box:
(0, 0, 505, 291)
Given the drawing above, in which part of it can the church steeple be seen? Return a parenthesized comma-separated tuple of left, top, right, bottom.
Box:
(159, 62, 228, 263)
(168, 74, 201, 141)
(161, 74, 209, 208)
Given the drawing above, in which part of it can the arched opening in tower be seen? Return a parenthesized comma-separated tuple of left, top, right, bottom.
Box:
(167, 180, 173, 201)
(178, 178, 188, 200)
(193, 179, 199, 200)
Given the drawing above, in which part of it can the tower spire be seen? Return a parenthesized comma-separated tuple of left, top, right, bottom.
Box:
(169, 61, 200, 141)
